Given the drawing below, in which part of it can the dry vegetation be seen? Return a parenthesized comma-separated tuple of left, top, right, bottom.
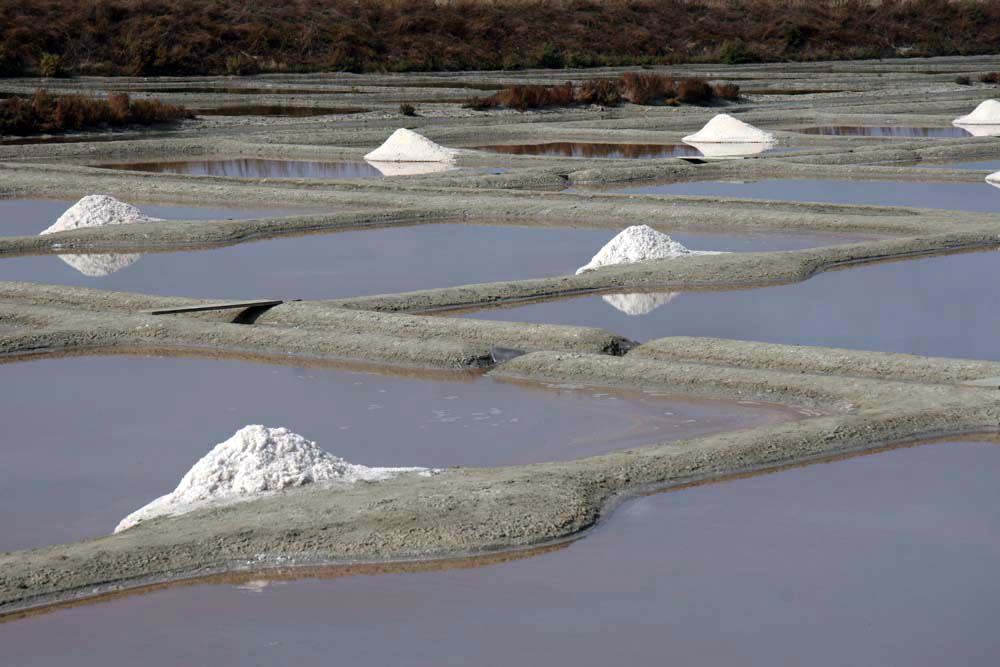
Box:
(0, 90, 193, 135)
(466, 74, 740, 111)
(1, 0, 999, 76)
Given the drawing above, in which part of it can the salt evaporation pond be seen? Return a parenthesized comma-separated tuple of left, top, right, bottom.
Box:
(0, 213, 872, 299)
(0, 354, 803, 552)
(797, 126, 973, 138)
(476, 143, 704, 159)
(196, 105, 366, 117)
(0, 199, 296, 238)
(458, 250, 1000, 360)
(98, 159, 387, 179)
(601, 179, 1000, 212)
(4, 438, 998, 666)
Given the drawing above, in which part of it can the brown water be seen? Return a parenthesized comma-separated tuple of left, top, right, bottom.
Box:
(0, 354, 800, 552)
(98, 158, 386, 180)
(476, 142, 704, 159)
(457, 250, 1000, 360)
(0, 201, 873, 297)
(797, 126, 972, 138)
(119, 87, 356, 95)
(4, 438, 997, 666)
(196, 105, 367, 117)
(599, 178, 1000, 211)
(0, 132, 177, 145)
(744, 88, 846, 95)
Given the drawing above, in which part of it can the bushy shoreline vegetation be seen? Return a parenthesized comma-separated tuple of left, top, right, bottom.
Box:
(0, 90, 193, 135)
(1, 0, 999, 77)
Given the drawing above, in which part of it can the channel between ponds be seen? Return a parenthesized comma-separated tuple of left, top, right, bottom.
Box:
(3, 436, 997, 667)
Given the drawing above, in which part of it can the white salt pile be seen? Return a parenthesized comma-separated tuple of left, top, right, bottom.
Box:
(683, 113, 776, 144)
(576, 225, 723, 274)
(365, 160, 457, 177)
(953, 99, 1000, 125)
(602, 292, 679, 316)
(41, 195, 157, 277)
(115, 425, 433, 533)
(40, 194, 158, 235)
(364, 128, 459, 163)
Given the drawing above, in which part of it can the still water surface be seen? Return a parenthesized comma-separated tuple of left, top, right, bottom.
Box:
(0, 354, 799, 551)
(458, 250, 1000, 359)
(3, 439, 997, 666)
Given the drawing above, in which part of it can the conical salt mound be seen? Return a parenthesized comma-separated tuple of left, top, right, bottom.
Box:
(682, 113, 775, 144)
(576, 225, 722, 275)
(953, 100, 1000, 125)
(115, 425, 433, 533)
(364, 128, 459, 163)
(41, 194, 158, 235)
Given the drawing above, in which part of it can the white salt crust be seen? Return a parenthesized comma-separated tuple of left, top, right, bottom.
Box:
(953, 99, 1000, 125)
(115, 425, 433, 533)
(364, 128, 459, 162)
(41, 195, 156, 276)
(576, 225, 723, 275)
(682, 114, 776, 144)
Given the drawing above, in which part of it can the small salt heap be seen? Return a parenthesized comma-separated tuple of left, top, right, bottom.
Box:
(576, 225, 723, 274)
(364, 128, 459, 163)
(41, 195, 158, 276)
(41, 194, 158, 235)
(115, 425, 434, 533)
(682, 114, 776, 144)
(953, 99, 1000, 125)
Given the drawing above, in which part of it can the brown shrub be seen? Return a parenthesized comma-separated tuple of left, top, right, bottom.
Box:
(980, 72, 1000, 84)
(0, 90, 193, 135)
(577, 79, 623, 106)
(677, 78, 715, 104)
(621, 72, 676, 105)
(714, 83, 741, 100)
(2, 0, 1000, 76)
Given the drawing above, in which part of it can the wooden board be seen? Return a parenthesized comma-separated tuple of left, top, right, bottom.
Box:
(146, 299, 284, 315)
